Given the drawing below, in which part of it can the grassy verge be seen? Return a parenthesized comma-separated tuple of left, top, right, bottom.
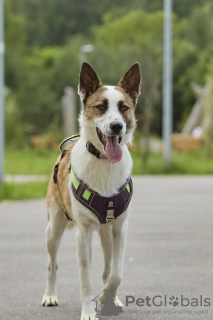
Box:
(0, 181, 49, 201)
(5, 149, 59, 175)
(1, 146, 213, 202)
(131, 149, 213, 174)
(5, 147, 213, 176)
(5, 150, 213, 175)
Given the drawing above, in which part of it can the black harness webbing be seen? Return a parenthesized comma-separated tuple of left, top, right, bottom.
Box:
(53, 135, 81, 221)
(53, 153, 73, 222)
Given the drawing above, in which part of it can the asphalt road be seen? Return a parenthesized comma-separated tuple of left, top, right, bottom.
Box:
(0, 176, 213, 320)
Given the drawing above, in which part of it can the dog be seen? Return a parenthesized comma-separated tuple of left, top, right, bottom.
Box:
(42, 62, 141, 320)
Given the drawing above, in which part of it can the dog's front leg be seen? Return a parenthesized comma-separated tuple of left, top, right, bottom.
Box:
(99, 224, 113, 285)
(100, 217, 128, 308)
(76, 226, 97, 320)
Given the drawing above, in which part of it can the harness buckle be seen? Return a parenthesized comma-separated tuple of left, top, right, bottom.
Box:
(106, 209, 115, 225)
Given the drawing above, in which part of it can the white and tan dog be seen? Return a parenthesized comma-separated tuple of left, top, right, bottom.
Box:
(42, 62, 141, 320)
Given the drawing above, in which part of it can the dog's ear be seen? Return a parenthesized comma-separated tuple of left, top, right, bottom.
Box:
(78, 62, 102, 100)
(118, 63, 141, 103)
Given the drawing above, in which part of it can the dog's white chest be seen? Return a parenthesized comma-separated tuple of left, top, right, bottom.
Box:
(71, 138, 132, 197)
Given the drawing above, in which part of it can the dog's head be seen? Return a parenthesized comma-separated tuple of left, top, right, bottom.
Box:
(78, 62, 141, 163)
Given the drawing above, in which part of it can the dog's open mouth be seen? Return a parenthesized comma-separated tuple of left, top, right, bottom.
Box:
(96, 128, 122, 163)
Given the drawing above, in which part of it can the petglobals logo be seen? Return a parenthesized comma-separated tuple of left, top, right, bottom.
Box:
(126, 295, 211, 308)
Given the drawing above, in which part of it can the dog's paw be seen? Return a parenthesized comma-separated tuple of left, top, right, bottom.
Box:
(99, 292, 105, 307)
(115, 295, 124, 310)
(42, 294, 58, 306)
(99, 293, 123, 310)
(81, 314, 98, 320)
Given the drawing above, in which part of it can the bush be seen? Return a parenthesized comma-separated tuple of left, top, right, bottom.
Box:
(5, 88, 27, 149)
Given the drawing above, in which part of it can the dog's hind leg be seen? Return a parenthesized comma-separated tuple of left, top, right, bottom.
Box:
(42, 198, 68, 306)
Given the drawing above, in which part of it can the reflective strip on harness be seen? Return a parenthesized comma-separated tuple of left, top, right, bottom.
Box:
(71, 168, 80, 190)
(83, 189, 91, 200)
(126, 183, 130, 192)
(70, 168, 133, 224)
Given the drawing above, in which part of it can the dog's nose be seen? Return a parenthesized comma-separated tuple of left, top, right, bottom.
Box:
(110, 121, 123, 134)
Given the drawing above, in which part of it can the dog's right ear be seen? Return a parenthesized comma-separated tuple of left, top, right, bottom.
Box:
(78, 62, 102, 100)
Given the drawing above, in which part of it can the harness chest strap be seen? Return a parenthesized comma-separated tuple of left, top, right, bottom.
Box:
(53, 134, 133, 224)
(70, 168, 133, 225)
(54, 162, 133, 224)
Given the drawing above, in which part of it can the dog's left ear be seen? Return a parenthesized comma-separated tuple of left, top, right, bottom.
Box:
(118, 63, 141, 103)
(78, 62, 102, 101)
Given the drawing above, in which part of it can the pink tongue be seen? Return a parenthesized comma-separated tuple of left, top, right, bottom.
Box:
(105, 136, 122, 163)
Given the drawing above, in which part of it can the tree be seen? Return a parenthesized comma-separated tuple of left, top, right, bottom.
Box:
(4, 0, 27, 89)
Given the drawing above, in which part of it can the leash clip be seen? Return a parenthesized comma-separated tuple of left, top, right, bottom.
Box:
(106, 209, 115, 225)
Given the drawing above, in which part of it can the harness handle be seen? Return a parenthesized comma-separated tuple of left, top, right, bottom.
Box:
(59, 134, 80, 152)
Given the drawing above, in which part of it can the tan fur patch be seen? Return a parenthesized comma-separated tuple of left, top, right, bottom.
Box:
(83, 86, 107, 120)
(46, 142, 77, 222)
(114, 86, 137, 107)
(114, 86, 136, 131)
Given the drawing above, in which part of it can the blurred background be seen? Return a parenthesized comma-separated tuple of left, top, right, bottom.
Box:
(1, 0, 213, 200)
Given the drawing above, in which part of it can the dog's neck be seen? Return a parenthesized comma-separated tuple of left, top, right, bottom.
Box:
(71, 134, 132, 197)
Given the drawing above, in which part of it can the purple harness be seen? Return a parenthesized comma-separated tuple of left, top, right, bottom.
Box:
(71, 168, 133, 224)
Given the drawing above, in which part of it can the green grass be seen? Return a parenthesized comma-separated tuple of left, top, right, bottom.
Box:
(1, 149, 56, 201)
(131, 149, 213, 175)
(0, 181, 49, 201)
(1, 147, 213, 202)
(4, 147, 213, 176)
(5, 149, 59, 175)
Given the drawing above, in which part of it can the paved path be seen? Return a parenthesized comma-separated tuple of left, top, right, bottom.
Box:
(0, 176, 213, 320)
(4, 174, 49, 183)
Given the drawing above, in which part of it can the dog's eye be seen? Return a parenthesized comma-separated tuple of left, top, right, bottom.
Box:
(120, 105, 129, 112)
(96, 105, 105, 111)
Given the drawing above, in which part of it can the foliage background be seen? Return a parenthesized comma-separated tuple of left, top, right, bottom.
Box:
(4, 0, 213, 146)
(2, 0, 213, 200)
